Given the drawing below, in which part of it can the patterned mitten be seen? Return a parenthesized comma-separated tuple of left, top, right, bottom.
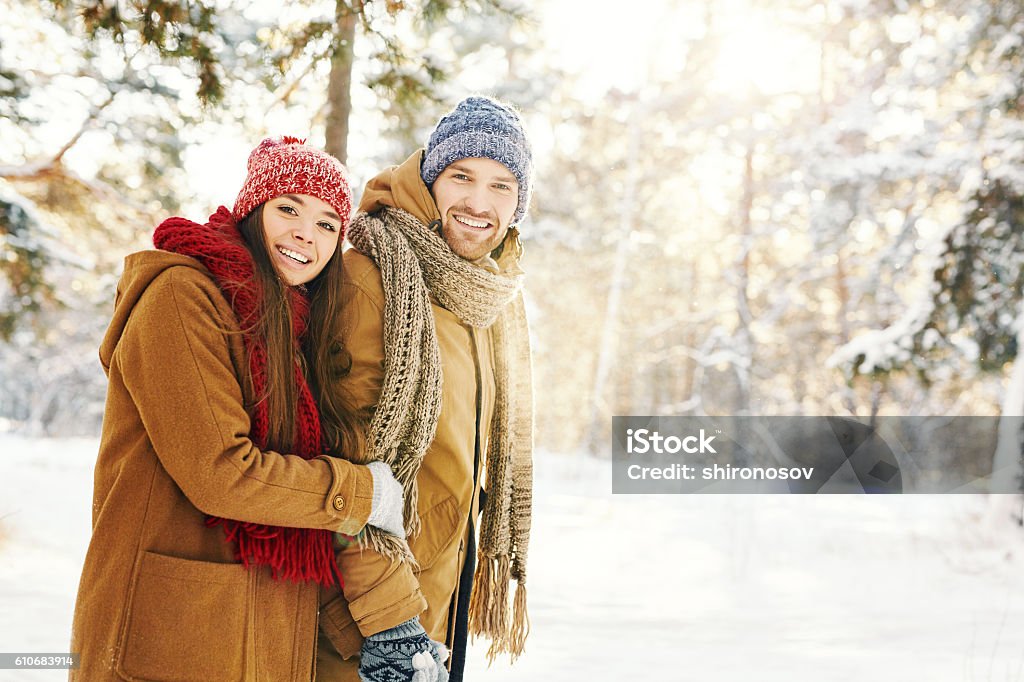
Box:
(358, 617, 449, 682)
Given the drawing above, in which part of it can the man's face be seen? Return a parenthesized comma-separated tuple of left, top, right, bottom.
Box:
(430, 157, 519, 261)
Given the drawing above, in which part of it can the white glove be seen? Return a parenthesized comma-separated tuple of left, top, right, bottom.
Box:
(365, 460, 405, 539)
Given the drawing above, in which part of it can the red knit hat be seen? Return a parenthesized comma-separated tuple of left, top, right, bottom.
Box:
(232, 136, 352, 233)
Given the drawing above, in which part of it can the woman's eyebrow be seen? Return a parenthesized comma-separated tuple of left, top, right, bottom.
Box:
(282, 194, 339, 220)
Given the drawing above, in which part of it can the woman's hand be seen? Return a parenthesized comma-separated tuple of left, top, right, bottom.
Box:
(365, 460, 405, 539)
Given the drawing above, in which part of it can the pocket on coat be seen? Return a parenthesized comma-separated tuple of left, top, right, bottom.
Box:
(117, 551, 250, 681)
(412, 496, 461, 572)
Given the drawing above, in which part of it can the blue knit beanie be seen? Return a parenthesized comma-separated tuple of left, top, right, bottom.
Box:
(420, 96, 533, 225)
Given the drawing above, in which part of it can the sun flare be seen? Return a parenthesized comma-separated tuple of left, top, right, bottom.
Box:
(710, 17, 819, 97)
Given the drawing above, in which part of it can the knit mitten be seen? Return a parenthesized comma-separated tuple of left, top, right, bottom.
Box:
(358, 617, 449, 682)
(365, 460, 405, 539)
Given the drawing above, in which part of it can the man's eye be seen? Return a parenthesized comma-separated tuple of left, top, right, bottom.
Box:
(453, 174, 470, 181)
(495, 184, 512, 191)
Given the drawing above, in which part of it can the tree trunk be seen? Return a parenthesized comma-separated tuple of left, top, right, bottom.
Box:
(991, 324, 1024, 490)
(729, 142, 756, 465)
(584, 107, 639, 455)
(984, 322, 1024, 528)
(734, 142, 754, 418)
(325, 1, 356, 164)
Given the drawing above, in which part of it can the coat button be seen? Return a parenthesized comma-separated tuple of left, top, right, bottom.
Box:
(333, 495, 345, 511)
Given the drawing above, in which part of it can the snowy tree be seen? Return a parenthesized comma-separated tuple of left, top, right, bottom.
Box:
(0, 1, 539, 435)
(0, 2, 186, 434)
(0, 187, 54, 341)
(53, 0, 530, 162)
(524, 0, 1019, 460)
(827, 0, 1024, 496)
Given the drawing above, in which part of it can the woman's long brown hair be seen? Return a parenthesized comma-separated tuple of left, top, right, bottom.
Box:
(236, 205, 365, 459)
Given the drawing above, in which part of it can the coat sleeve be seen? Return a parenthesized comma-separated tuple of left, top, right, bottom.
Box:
(117, 266, 374, 534)
(328, 260, 427, 638)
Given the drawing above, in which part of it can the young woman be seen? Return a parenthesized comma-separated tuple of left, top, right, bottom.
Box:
(69, 137, 413, 681)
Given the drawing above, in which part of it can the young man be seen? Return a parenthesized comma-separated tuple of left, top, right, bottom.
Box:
(317, 97, 535, 682)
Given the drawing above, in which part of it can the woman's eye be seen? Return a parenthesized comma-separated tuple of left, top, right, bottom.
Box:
(278, 205, 298, 215)
(319, 222, 338, 232)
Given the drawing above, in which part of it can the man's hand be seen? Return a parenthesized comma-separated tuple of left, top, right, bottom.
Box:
(358, 616, 450, 682)
(412, 643, 449, 682)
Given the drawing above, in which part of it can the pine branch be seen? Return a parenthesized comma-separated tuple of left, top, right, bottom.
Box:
(49, 91, 117, 167)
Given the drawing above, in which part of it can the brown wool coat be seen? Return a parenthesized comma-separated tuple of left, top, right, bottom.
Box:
(69, 250, 376, 682)
(315, 152, 502, 679)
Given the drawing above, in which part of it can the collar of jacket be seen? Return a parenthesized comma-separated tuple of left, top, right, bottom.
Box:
(358, 149, 524, 274)
(359, 149, 439, 226)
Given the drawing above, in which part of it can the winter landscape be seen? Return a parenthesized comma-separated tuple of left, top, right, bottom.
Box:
(5, 1, 1024, 680)
(2, 433, 1023, 681)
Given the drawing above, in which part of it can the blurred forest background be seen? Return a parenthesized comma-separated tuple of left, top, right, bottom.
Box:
(2, 0, 1024, 478)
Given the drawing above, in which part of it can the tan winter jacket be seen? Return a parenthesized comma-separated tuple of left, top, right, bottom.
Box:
(316, 151, 501, 678)
(70, 250, 376, 681)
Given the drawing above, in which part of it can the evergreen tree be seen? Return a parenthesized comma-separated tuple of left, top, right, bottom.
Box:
(55, 0, 529, 162)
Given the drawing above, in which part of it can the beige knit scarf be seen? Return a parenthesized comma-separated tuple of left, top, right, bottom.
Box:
(346, 206, 534, 660)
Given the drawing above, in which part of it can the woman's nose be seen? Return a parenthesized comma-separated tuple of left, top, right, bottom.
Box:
(293, 221, 314, 242)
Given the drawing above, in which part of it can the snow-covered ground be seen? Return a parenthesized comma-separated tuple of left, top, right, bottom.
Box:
(1, 434, 1023, 681)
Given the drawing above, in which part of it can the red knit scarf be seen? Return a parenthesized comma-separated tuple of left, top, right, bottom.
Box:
(153, 206, 340, 587)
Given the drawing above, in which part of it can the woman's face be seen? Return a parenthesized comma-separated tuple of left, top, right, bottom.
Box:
(261, 194, 342, 286)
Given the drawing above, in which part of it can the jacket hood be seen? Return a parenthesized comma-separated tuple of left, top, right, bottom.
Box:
(358, 150, 524, 272)
(99, 249, 208, 372)
(359, 149, 440, 227)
